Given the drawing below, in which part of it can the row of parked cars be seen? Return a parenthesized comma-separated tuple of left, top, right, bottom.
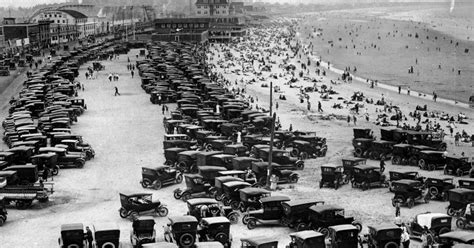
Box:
(0, 41, 121, 226)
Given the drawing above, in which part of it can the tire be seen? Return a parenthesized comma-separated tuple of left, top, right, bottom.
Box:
(247, 219, 257, 230)
(407, 198, 414, 209)
(361, 181, 368, 191)
(319, 227, 329, 237)
(173, 190, 182, 200)
(130, 211, 139, 220)
(429, 187, 439, 198)
(119, 208, 128, 218)
(181, 192, 191, 202)
(296, 222, 307, 231)
(230, 201, 240, 210)
(223, 197, 231, 206)
(179, 233, 195, 247)
(101, 242, 116, 248)
(384, 241, 399, 248)
(190, 165, 199, 174)
(392, 156, 401, 165)
(296, 161, 304, 170)
(242, 215, 250, 225)
(141, 179, 151, 188)
(153, 179, 162, 190)
(439, 143, 447, 151)
(456, 218, 467, 229)
(291, 148, 300, 157)
(16, 201, 28, 210)
(456, 169, 464, 177)
(177, 161, 187, 172)
(157, 206, 169, 217)
(352, 221, 362, 233)
(370, 151, 379, 160)
(215, 232, 229, 244)
(289, 174, 298, 183)
(392, 196, 404, 207)
(52, 166, 59, 176)
(227, 213, 239, 224)
(175, 174, 183, 184)
(0, 216, 5, 226)
(408, 157, 417, 166)
(354, 148, 363, 157)
(418, 159, 426, 170)
(380, 154, 387, 161)
(300, 152, 308, 160)
(447, 207, 456, 216)
(75, 160, 84, 168)
(438, 226, 450, 235)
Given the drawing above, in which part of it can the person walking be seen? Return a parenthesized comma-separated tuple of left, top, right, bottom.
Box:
(353, 115, 357, 126)
(114, 86, 120, 96)
(398, 86, 401, 94)
(347, 115, 351, 126)
(455, 132, 460, 146)
(85, 226, 93, 248)
(163, 223, 173, 242)
(380, 159, 385, 173)
(318, 101, 323, 112)
(401, 223, 410, 248)
(395, 200, 400, 217)
(131, 70, 134, 78)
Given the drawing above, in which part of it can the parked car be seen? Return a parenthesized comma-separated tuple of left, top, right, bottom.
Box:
(287, 230, 325, 248)
(237, 187, 271, 212)
(176, 150, 200, 173)
(391, 179, 430, 208)
(140, 165, 183, 189)
(456, 203, 474, 229)
(257, 148, 304, 170)
(164, 147, 187, 166)
(424, 177, 455, 201)
(118, 193, 168, 220)
(391, 144, 413, 165)
(328, 224, 360, 248)
(198, 217, 232, 247)
(186, 198, 239, 224)
(221, 181, 251, 208)
(240, 237, 278, 248)
(131, 217, 156, 248)
(281, 199, 325, 231)
(446, 188, 474, 216)
(213, 176, 244, 201)
(38, 147, 85, 168)
(0, 196, 6, 226)
(59, 139, 95, 160)
(58, 223, 85, 248)
(341, 157, 366, 183)
(320, 164, 344, 189)
(232, 157, 260, 170)
(307, 205, 362, 237)
(243, 195, 290, 229)
(174, 175, 214, 201)
(367, 140, 395, 161)
(407, 145, 436, 166)
(351, 165, 387, 190)
(223, 144, 248, 157)
(417, 150, 446, 171)
(31, 153, 59, 176)
(352, 138, 373, 158)
(353, 128, 374, 139)
(92, 223, 120, 248)
(388, 171, 423, 192)
(408, 213, 451, 242)
(168, 216, 198, 248)
(458, 179, 474, 190)
(366, 224, 401, 248)
(288, 140, 327, 159)
(438, 231, 474, 247)
(444, 155, 472, 177)
(251, 161, 299, 186)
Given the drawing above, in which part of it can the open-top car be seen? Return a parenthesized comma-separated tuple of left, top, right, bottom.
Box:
(320, 164, 344, 189)
(328, 224, 360, 248)
(238, 187, 271, 212)
(408, 213, 451, 242)
(168, 216, 198, 248)
(351, 165, 387, 190)
(243, 195, 290, 229)
(341, 157, 366, 183)
(131, 217, 156, 248)
(281, 199, 325, 231)
(444, 155, 472, 177)
(198, 217, 232, 247)
(307, 205, 362, 237)
(366, 224, 401, 248)
(174, 174, 214, 201)
(287, 230, 325, 248)
(391, 179, 429, 208)
(140, 165, 183, 190)
(240, 237, 278, 248)
(58, 223, 85, 248)
(186, 198, 239, 224)
(447, 188, 474, 216)
(119, 193, 168, 220)
(424, 177, 455, 201)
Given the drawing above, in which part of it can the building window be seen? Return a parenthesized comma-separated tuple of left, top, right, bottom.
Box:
(200, 23, 205, 28)
(183, 23, 188, 28)
(63, 20, 65, 23)
(178, 23, 182, 28)
(161, 24, 165, 28)
(172, 24, 176, 28)
(216, 11, 219, 14)
(197, 11, 201, 14)
(204, 11, 208, 14)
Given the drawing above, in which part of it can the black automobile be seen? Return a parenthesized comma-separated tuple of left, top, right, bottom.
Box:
(130, 217, 156, 248)
(444, 155, 472, 177)
(417, 150, 446, 171)
(320, 164, 344, 189)
(140, 165, 183, 190)
(391, 179, 429, 208)
(243, 195, 290, 229)
(257, 148, 304, 170)
(173, 175, 214, 201)
(351, 165, 387, 190)
(58, 223, 85, 248)
(287, 230, 325, 248)
(352, 138, 373, 158)
(231, 156, 260, 170)
(118, 193, 169, 220)
(458, 179, 474, 190)
(341, 157, 366, 183)
(288, 140, 327, 160)
(169, 216, 198, 248)
(237, 187, 271, 212)
(281, 199, 325, 231)
(251, 161, 299, 186)
(391, 144, 412, 165)
(456, 203, 474, 229)
(328, 224, 360, 248)
(0, 196, 6, 226)
(388, 171, 423, 192)
(186, 198, 239, 224)
(367, 140, 395, 161)
(438, 231, 474, 247)
(446, 188, 474, 216)
(223, 144, 248, 157)
(366, 224, 401, 248)
(240, 236, 278, 248)
(164, 147, 187, 166)
(424, 177, 455, 201)
(220, 181, 251, 208)
(92, 223, 120, 248)
(408, 213, 451, 242)
(198, 217, 232, 247)
(307, 205, 362, 237)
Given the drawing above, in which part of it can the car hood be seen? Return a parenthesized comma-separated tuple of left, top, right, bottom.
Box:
(248, 209, 264, 215)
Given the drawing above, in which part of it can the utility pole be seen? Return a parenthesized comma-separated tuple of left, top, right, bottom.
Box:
(266, 81, 275, 188)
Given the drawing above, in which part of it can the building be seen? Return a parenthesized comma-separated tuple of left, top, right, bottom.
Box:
(195, 0, 230, 17)
(153, 18, 209, 42)
(0, 18, 39, 50)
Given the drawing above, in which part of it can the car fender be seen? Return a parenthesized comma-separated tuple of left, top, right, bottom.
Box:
(100, 242, 116, 248)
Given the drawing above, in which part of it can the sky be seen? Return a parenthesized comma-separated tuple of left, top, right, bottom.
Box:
(2, 0, 68, 8)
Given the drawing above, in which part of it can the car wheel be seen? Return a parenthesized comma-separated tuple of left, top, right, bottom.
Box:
(407, 198, 414, 208)
(215, 232, 229, 244)
(173, 189, 182, 199)
(16, 201, 28, 210)
(130, 211, 139, 220)
(141, 179, 151, 188)
(175, 174, 183, 184)
(319, 227, 329, 237)
(296, 222, 307, 231)
(176, 162, 187, 172)
(361, 182, 368, 191)
(223, 197, 232, 206)
(456, 218, 467, 229)
(75, 160, 84, 168)
(0, 216, 5, 226)
(438, 227, 450, 235)
(289, 174, 298, 183)
(354, 148, 363, 157)
(429, 187, 439, 198)
(418, 159, 426, 170)
(380, 154, 387, 161)
(352, 221, 362, 233)
(153, 180, 162, 190)
(296, 161, 304, 170)
(447, 207, 456, 216)
(215, 193, 224, 201)
(384, 241, 398, 248)
(181, 192, 191, 202)
(230, 201, 240, 210)
(227, 213, 239, 224)
(290, 148, 299, 157)
(300, 152, 308, 160)
(392, 156, 401, 165)
(247, 219, 257, 230)
(190, 165, 199, 174)
(52, 166, 59, 176)
(119, 208, 128, 218)
(179, 233, 195, 247)
(456, 169, 464, 177)
(242, 214, 250, 225)
(156, 206, 169, 217)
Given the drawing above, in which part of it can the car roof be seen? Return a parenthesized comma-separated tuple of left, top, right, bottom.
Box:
(186, 174, 203, 179)
(450, 188, 474, 194)
(61, 223, 84, 232)
(290, 230, 324, 240)
(330, 224, 358, 232)
(169, 215, 198, 224)
(372, 140, 396, 144)
(321, 164, 342, 169)
(201, 216, 230, 225)
(212, 154, 235, 159)
(420, 150, 444, 154)
(342, 157, 366, 161)
(31, 153, 56, 158)
(5, 164, 37, 170)
(260, 195, 290, 203)
(39, 147, 66, 152)
(93, 223, 120, 232)
(187, 198, 218, 205)
(283, 199, 324, 207)
(194, 242, 224, 248)
(223, 181, 251, 188)
(199, 166, 227, 172)
(369, 224, 401, 232)
(439, 231, 474, 243)
(393, 144, 412, 148)
(394, 179, 421, 185)
(309, 204, 343, 213)
(120, 192, 152, 198)
(241, 236, 278, 245)
(239, 187, 269, 195)
(143, 165, 169, 170)
(354, 164, 379, 170)
(219, 170, 245, 175)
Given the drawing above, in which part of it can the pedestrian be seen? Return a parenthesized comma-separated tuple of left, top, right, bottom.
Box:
(275, 101, 279, 110)
(131, 70, 134, 78)
(398, 86, 401, 94)
(289, 124, 293, 132)
(433, 92, 437, 102)
(163, 223, 173, 242)
(407, 87, 411, 95)
(82, 84, 85, 91)
(318, 101, 323, 112)
(395, 200, 400, 217)
(455, 132, 460, 146)
(420, 228, 429, 248)
(401, 223, 410, 248)
(307, 101, 311, 111)
(85, 71, 89, 80)
(353, 115, 357, 125)
(380, 159, 385, 173)
(114, 86, 120, 96)
(108, 74, 112, 82)
(347, 115, 351, 126)
(162, 105, 165, 115)
(85, 226, 93, 248)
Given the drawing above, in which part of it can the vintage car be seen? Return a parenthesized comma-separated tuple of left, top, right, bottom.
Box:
(174, 175, 214, 201)
(328, 224, 360, 248)
(221, 181, 251, 208)
(200, 166, 228, 185)
(217, 170, 257, 185)
(458, 179, 474, 190)
(0, 196, 6, 226)
(163, 134, 197, 149)
(424, 177, 455, 201)
(391, 144, 413, 165)
(7, 146, 34, 164)
(444, 155, 472, 177)
(257, 148, 304, 170)
(307, 205, 362, 237)
(59, 139, 95, 160)
(251, 161, 299, 186)
(388, 171, 423, 192)
(366, 224, 401, 248)
(176, 150, 200, 173)
(367, 140, 395, 161)
(408, 213, 451, 241)
(140, 166, 183, 189)
(206, 139, 233, 152)
(186, 198, 239, 224)
(240, 237, 278, 248)
(320, 164, 344, 189)
(118, 193, 168, 220)
(38, 147, 85, 168)
(351, 165, 387, 190)
(205, 154, 235, 170)
(58, 223, 85, 248)
(456, 203, 474, 229)
(438, 231, 474, 247)
(352, 138, 373, 158)
(407, 145, 436, 166)
(341, 157, 366, 183)
(223, 144, 248, 157)
(169, 216, 198, 248)
(353, 128, 374, 139)
(287, 230, 325, 248)
(391, 179, 429, 208)
(417, 150, 446, 171)
(131, 217, 156, 248)
(198, 217, 232, 247)
(288, 140, 327, 160)
(232, 157, 260, 170)
(163, 147, 187, 166)
(141, 242, 178, 248)
(238, 187, 271, 212)
(405, 131, 447, 151)
(92, 223, 120, 248)
(4, 164, 39, 184)
(243, 195, 291, 229)
(447, 188, 474, 216)
(31, 153, 59, 176)
(213, 176, 244, 201)
(280, 199, 325, 231)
